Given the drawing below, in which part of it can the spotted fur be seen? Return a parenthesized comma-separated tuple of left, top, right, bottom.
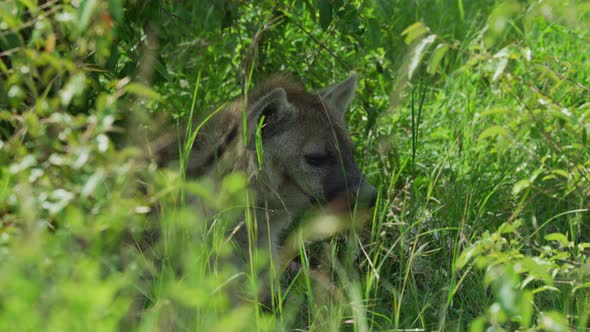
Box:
(166, 74, 377, 264)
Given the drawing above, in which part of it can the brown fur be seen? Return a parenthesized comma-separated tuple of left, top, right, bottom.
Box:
(159, 74, 377, 283)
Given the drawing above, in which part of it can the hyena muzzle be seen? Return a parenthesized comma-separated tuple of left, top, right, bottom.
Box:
(158, 73, 377, 265)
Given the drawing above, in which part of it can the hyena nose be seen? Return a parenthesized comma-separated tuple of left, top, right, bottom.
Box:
(324, 176, 378, 212)
(358, 181, 378, 208)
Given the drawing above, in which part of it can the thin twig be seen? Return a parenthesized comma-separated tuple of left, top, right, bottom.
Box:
(0, 1, 61, 37)
(540, 64, 590, 92)
(288, 19, 350, 70)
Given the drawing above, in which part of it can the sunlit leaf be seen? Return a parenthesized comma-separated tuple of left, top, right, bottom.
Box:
(124, 82, 162, 101)
(401, 22, 428, 44)
(221, 172, 248, 194)
(81, 170, 105, 198)
(545, 233, 569, 246)
(512, 179, 529, 195)
(469, 316, 485, 332)
(498, 223, 515, 234)
(59, 73, 86, 106)
(78, 0, 98, 31)
(520, 257, 555, 286)
(407, 34, 436, 79)
(519, 290, 533, 328)
(428, 43, 448, 75)
(456, 245, 482, 269)
(478, 125, 508, 141)
(549, 169, 569, 179)
(492, 57, 508, 82)
(539, 311, 568, 332)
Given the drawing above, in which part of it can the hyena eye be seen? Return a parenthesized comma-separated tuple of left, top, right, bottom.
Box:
(304, 154, 333, 167)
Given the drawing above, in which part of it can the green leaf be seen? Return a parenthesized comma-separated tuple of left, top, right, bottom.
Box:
(82, 170, 105, 198)
(221, 172, 248, 194)
(539, 311, 568, 332)
(478, 125, 508, 141)
(456, 245, 482, 269)
(106, 43, 119, 72)
(549, 169, 569, 179)
(18, 0, 36, 12)
(479, 108, 508, 118)
(78, 0, 98, 31)
(255, 115, 265, 171)
(519, 290, 533, 328)
(428, 43, 448, 75)
(469, 316, 486, 332)
(401, 22, 428, 44)
(304, 0, 317, 22)
(108, 0, 123, 22)
(364, 16, 380, 46)
(407, 34, 436, 80)
(533, 285, 559, 293)
(154, 54, 171, 82)
(544, 233, 569, 246)
(185, 181, 214, 202)
(59, 73, 86, 106)
(498, 223, 515, 234)
(492, 57, 508, 82)
(318, 0, 332, 31)
(124, 82, 162, 101)
(512, 179, 530, 195)
(520, 257, 555, 286)
(0, 58, 8, 74)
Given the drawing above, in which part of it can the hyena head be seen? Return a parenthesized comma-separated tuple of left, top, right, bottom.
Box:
(246, 74, 377, 214)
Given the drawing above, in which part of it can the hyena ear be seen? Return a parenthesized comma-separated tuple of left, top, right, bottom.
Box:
(247, 87, 290, 150)
(319, 73, 358, 117)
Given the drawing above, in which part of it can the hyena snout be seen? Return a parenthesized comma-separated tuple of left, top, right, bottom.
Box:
(324, 174, 378, 213)
(358, 180, 378, 208)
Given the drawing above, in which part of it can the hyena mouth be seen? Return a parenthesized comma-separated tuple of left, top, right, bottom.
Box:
(325, 185, 378, 214)
(326, 193, 353, 214)
(322, 172, 378, 214)
(306, 191, 353, 213)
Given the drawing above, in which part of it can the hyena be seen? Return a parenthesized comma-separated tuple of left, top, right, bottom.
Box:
(176, 73, 378, 265)
(153, 73, 377, 276)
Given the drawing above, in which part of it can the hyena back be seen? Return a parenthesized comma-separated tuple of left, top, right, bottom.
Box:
(180, 73, 377, 262)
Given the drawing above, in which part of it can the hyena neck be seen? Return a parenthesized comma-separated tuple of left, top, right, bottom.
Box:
(246, 201, 292, 257)
(189, 97, 299, 257)
(186, 103, 247, 177)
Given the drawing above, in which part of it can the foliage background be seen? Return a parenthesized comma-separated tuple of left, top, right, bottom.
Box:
(1, 0, 589, 331)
